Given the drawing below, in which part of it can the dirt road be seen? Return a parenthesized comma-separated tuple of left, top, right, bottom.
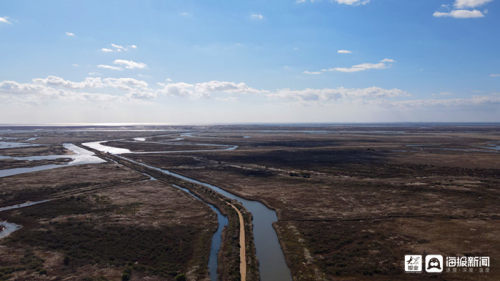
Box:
(228, 202, 247, 281)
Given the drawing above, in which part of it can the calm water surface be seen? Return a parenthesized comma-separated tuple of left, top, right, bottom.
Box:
(0, 143, 105, 178)
(110, 154, 292, 281)
(172, 184, 228, 281)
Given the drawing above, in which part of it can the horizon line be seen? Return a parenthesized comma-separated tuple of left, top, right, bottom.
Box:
(0, 122, 500, 127)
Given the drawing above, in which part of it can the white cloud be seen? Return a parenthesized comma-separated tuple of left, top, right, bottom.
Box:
(332, 62, 389, 72)
(157, 81, 263, 99)
(303, 70, 322, 75)
(433, 9, 485, 18)
(102, 77, 149, 90)
(65, 32, 75, 37)
(32, 76, 103, 89)
(101, 43, 138, 53)
(0, 76, 155, 104)
(0, 79, 114, 103)
(0, 77, 260, 102)
(156, 82, 409, 103)
(490, 73, 500, 77)
(250, 13, 264, 20)
(332, 59, 395, 72)
(113, 59, 147, 70)
(269, 87, 408, 103)
(98, 64, 123, 71)
(1, 75, 498, 123)
(337, 49, 352, 54)
(454, 0, 492, 8)
(0, 16, 11, 24)
(0, 80, 40, 95)
(6, 76, 409, 104)
(432, 92, 453, 97)
(434, 0, 492, 18)
(111, 43, 126, 52)
(179, 12, 191, 17)
(307, 58, 395, 74)
(334, 0, 370, 5)
(389, 94, 500, 108)
(29, 76, 148, 93)
(72, 64, 79, 67)
(2, 75, 499, 123)
(97, 59, 146, 71)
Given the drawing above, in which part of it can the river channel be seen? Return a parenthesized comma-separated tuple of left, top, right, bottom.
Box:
(84, 139, 293, 281)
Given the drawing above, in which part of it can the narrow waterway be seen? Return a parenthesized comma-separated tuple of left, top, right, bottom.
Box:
(84, 137, 293, 281)
(0, 141, 40, 149)
(0, 200, 52, 239)
(105, 153, 292, 281)
(172, 184, 228, 281)
(0, 133, 293, 280)
(165, 167, 292, 281)
(83, 140, 238, 154)
(0, 200, 51, 212)
(83, 139, 232, 280)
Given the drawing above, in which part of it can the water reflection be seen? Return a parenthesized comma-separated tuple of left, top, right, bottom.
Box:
(0, 143, 105, 178)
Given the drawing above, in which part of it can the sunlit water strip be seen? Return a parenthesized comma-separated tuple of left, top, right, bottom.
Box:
(0, 143, 105, 178)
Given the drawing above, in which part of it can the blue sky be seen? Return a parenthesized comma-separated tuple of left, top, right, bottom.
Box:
(0, 0, 499, 124)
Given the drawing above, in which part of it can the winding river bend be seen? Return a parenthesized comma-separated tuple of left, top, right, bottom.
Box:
(84, 139, 293, 281)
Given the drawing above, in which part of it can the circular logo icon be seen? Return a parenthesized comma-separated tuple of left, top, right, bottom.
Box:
(425, 255, 443, 273)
